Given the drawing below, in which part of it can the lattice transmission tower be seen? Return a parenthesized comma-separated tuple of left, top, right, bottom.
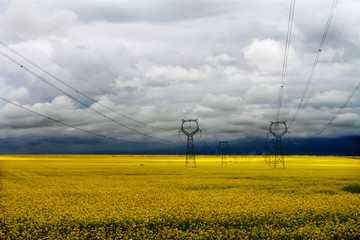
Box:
(218, 141, 229, 166)
(179, 119, 200, 167)
(268, 121, 288, 168)
(265, 132, 274, 166)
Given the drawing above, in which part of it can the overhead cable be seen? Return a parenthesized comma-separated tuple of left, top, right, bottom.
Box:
(289, 79, 360, 144)
(196, 134, 216, 155)
(275, 0, 296, 122)
(0, 49, 172, 143)
(0, 96, 139, 144)
(290, 0, 338, 127)
(305, 1, 355, 101)
(0, 40, 168, 131)
(0, 23, 109, 95)
(20, 0, 119, 79)
(316, 79, 360, 136)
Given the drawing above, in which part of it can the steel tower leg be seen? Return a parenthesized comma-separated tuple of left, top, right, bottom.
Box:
(186, 135, 196, 167)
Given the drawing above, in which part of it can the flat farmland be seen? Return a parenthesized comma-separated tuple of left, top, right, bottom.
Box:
(1, 155, 360, 239)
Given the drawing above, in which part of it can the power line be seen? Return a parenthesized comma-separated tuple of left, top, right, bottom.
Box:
(0, 96, 139, 144)
(195, 133, 216, 155)
(0, 23, 110, 95)
(289, 0, 338, 128)
(0, 39, 168, 131)
(20, 0, 119, 79)
(0, 49, 172, 143)
(0, 25, 24, 42)
(317, 79, 360, 137)
(287, 132, 313, 146)
(288, 0, 356, 143)
(288, 79, 360, 144)
(304, 1, 356, 103)
(269, 0, 295, 168)
(275, 0, 296, 122)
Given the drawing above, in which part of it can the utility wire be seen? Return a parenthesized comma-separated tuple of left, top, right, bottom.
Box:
(0, 96, 138, 144)
(289, 0, 338, 128)
(0, 23, 109, 95)
(305, 1, 355, 102)
(287, 132, 314, 145)
(289, 79, 360, 145)
(288, 1, 356, 144)
(0, 25, 24, 42)
(0, 39, 168, 131)
(196, 134, 216, 155)
(0, 49, 172, 143)
(275, 0, 296, 122)
(2, 1, 180, 133)
(0, 26, 167, 130)
(178, 131, 187, 145)
(317, 79, 360, 136)
(20, 0, 119, 79)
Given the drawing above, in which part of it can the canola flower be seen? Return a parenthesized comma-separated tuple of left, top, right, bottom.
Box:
(0, 155, 359, 239)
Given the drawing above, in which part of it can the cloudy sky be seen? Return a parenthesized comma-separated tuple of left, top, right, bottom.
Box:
(0, 0, 359, 153)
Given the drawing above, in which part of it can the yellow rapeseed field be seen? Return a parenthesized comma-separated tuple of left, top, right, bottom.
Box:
(1, 155, 359, 239)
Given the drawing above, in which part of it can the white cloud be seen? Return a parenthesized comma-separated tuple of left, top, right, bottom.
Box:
(306, 90, 349, 105)
(145, 65, 216, 86)
(12, 38, 54, 58)
(113, 77, 143, 95)
(47, 95, 75, 110)
(206, 54, 238, 65)
(332, 112, 360, 128)
(244, 38, 301, 74)
(6, 87, 30, 99)
(244, 39, 283, 73)
(0, 0, 359, 152)
(244, 84, 279, 103)
(2, 1, 77, 38)
(201, 93, 243, 112)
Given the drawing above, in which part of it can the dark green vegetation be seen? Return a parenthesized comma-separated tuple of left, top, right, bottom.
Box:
(342, 183, 360, 194)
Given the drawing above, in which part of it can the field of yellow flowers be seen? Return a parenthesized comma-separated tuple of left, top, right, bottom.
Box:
(1, 155, 360, 239)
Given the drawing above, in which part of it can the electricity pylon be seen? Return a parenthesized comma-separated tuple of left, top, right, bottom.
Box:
(265, 132, 274, 166)
(268, 121, 288, 168)
(180, 119, 200, 167)
(218, 141, 229, 166)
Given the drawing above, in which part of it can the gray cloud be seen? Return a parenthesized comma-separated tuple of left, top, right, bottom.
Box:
(201, 93, 243, 112)
(46, 0, 242, 23)
(2, 1, 77, 38)
(0, 0, 359, 153)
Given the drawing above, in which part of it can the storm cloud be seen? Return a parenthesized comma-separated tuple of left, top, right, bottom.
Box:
(0, 0, 359, 153)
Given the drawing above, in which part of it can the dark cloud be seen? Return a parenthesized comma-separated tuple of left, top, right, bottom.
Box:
(0, 0, 359, 154)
